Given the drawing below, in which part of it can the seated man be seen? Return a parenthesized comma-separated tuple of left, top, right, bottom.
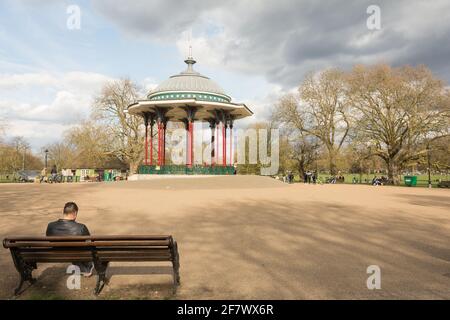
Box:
(46, 202, 94, 277)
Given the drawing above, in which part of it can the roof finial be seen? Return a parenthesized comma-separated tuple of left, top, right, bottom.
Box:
(184, 31, 196, 72)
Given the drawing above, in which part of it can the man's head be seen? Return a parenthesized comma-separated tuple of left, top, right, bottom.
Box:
(63, 202, 78, 220)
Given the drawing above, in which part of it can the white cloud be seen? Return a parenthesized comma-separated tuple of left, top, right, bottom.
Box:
(0, 71, 116, 150)
(6, 119, 73, 153)
(235, 84, 288, 128)
(141, 77, 158, 95)
(0, 73, 58, 88)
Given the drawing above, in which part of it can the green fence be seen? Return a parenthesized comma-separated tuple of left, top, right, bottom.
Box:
(138, 165, 236, 175)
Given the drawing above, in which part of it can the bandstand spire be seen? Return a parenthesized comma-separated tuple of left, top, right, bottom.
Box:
(184, 43, 196, 73)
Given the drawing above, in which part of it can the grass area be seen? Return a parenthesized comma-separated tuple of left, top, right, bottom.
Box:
(289, 173, 450, 187)
(0, 174, 19, 183)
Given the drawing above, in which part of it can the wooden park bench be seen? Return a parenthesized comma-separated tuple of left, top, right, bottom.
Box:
(2, 235, 180, 296)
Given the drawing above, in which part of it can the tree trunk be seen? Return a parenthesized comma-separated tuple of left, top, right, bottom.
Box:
(129, 161, 140, 174)
(297, 160, 306, 182)
(328, 150, 337, 176)
(386, 159, 399, 185)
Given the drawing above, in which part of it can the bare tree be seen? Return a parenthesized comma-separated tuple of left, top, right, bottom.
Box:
(275, 124, 320, 179)
(0, 136, 43, 174)
(43, 141, 77, 170)
(274, 69, 350, 175)
(93, 79, 143, 173)
(10, 137, 30, 171)
(426, 135, 450, 172)
(347, 64, 450, 184)
(65, 121, 113, 168)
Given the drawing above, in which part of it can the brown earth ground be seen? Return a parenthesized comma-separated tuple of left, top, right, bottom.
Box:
(0, 175, 449, 300)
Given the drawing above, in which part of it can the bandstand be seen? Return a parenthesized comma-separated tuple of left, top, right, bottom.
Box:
(127, 54, 253, 174)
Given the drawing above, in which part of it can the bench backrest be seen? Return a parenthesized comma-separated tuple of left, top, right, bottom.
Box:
(3, 235, 176, 264)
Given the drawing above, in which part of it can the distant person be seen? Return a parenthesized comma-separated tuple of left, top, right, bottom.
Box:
(50, 165, 57, 182)
(46, 202, 94, 276)
(307, 171, 312, 184)
(312, 171, 317, 184)
(288, 172, 294, 183)
(40, 167, 47, 183)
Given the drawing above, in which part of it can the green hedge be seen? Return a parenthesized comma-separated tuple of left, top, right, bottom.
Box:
(138, 165, 235, 175)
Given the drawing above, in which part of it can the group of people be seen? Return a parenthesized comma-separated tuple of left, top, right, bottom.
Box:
(327, 175, 345, 184)
(283, 171, 295, 183)
(303, 171, 318, 184)
(280, 170, 320, 184)
(40, 165, 60, 183)
(372, 176, 388, 186)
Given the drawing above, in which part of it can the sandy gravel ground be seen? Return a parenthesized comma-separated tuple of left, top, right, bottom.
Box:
(0, 176, 449, 299)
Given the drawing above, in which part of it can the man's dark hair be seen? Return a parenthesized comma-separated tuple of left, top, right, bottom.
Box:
(63, 202, 78, 215)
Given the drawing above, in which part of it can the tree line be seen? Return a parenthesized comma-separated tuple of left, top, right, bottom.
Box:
(271, 64, 449, 184)
(1, 63, 449, 184)
(0, 79, 143, 175)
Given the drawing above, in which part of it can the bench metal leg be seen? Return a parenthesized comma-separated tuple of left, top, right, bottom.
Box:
(14, 265, 36, 295)
(171, 241, 180, 293)
(15, 279, 24, 296)
(93, 262, 109, 296)
(10, 250, 36, 296)
(15, 275, 36, 296)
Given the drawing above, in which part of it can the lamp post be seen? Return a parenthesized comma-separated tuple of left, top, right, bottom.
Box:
(45, 149, 49, 170)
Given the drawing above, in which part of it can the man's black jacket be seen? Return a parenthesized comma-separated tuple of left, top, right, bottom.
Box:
(46, 219, 90, 236)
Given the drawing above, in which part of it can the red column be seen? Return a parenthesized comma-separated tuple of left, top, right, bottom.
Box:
(222, 122, 227, 166)
(149, 121, 153, 165)
(229, 126, 233, 166)
(215, 125, 219, 165)
(144, 120, 148, 165)
(157, 122, 162, 166)
(185, 123, 189, 166)
(187, 121, 194, 167)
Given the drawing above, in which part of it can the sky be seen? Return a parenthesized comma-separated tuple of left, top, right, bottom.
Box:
(1, 0, 450, 152)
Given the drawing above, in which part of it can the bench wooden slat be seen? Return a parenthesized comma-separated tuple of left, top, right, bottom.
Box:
(20, 248, 170, 255)
(22, 257, 93, 262)
(21, 251, 92, 257)
(22, 250, 172, 262)
(19, 247, 169, 251)
(97, 256, 172, 262)
(4, 235, 171, 242)
(97, 253, 171, 259)
(5, 240, 170, 248)
(23, 256, 172, 262)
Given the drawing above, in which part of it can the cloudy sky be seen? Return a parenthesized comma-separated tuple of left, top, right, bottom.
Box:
(1, 0, 450, 151)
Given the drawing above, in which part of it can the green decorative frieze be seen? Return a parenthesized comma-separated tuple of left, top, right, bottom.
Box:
(148, 92, 230, 103)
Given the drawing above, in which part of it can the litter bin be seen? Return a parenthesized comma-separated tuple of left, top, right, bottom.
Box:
(404, 176, 417, 186)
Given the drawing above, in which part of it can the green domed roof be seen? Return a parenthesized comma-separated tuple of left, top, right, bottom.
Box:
(147, 57, 231, 103)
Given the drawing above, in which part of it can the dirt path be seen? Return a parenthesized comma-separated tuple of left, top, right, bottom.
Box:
(0, 176, 449, 299)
